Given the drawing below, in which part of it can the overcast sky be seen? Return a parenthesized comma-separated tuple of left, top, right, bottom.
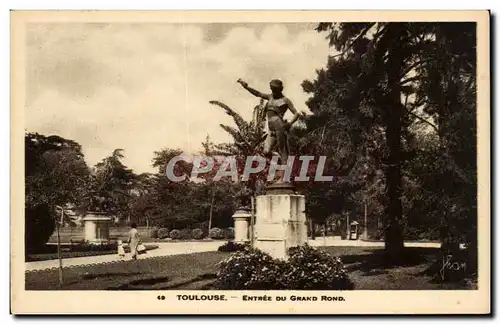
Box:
(25, 23, 333, 173)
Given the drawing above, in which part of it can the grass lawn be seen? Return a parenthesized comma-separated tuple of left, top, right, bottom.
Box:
(25, 246, 476, 290)
(317, 246, 476, 290)
(26, 251, 227, 290)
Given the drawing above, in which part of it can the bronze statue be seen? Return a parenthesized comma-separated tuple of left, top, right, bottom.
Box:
(237, 78, 300, 166)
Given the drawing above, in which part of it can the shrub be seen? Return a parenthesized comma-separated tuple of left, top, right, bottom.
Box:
(157, 228, 170, 239)
(213, 245, 354, 290)
(217, 240, 247, 252)
(149, 227, 159, 239)
(314, 227, 324, 237)
(224, 227, 235, 239)
(213, 248, 285, 289)
(282, 245, 354, 290)
(25, 203, 55, 256)
(209, 227, 225, 239)
(179, 228, 192, 240)
(169, 229, 181, 240)
(191, 228, 205, 240)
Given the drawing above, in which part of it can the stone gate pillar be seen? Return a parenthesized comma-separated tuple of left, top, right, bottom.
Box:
(232, 208, 251, 243)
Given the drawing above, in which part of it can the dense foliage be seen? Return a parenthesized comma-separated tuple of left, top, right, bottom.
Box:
(169, 229, 181, 240)
(191, 228, 206, 240)
(299, 22, 477, 256)
(213, 245, 354, 290)
(25, 133, 90, 254)
(25, 203, 55, 254)
(209, 227, 225, 240)
(283, 245, 354, 290)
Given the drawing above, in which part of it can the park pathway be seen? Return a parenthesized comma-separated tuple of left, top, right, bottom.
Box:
(25, 238, 441, 272)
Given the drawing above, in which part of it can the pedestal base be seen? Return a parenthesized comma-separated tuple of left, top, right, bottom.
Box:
(254, 194, 307, 260)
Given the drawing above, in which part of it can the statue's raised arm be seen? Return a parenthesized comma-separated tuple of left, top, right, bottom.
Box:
(237, 79, 271, 100)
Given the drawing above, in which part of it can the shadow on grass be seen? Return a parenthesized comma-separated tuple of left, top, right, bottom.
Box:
(81, 271, 143, 280)
(337, 247, 440, 276)
(109, 273, 218, 290)
(58, 271, 144, 287)
(332, 246, 477, 289)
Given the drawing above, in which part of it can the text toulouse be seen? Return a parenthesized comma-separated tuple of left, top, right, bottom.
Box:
(175, 295, 345, 302)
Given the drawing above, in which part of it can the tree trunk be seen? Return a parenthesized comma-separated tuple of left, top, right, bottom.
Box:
(323, 223, 327, 246)
(363, 201, 368, 240)
(310, 218, 315, 240)
(208, 189, 215, 232)
(250, 195, 256, 247)
(383, 24, 406, 258)
(52, 204, 64, 286)
(346, 212, 350, 240)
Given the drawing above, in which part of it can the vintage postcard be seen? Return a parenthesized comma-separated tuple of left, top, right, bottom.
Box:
(11, 10, 490, 315)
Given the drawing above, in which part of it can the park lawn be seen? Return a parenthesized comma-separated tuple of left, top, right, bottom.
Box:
(25, 251, 227, 290)
(318, 246, 476, 290)
(25, 246, 475, 290)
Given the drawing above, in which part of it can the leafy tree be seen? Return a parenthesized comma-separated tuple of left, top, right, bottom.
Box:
(148, 148, 193, 227)
(414, 23, 477, 250)
(304, 22, 477, 257)
(129, 172, 158, 227)
(83, 149, 137, 224)
(144, 146, 233, 229)
(26, 133, 90, 208)
(152, 148, 193, 177)
(25, 133, 90, 253)
(26, 148, 90, 209)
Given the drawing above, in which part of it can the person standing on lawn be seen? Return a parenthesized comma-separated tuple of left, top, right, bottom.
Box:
(127, 223, 140, 260)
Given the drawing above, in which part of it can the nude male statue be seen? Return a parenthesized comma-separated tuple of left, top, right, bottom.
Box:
(237, 78, 300, 164)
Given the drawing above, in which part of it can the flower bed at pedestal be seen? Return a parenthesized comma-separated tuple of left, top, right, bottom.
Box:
(213, 244, 355, 290)
(217, 241, 247, 252)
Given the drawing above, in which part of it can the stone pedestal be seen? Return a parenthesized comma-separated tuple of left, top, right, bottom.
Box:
(265, 181, 296, 195)
(254, 194, 307, 260)
(232, 208, 251, 243)
(82, 212, 112, 244)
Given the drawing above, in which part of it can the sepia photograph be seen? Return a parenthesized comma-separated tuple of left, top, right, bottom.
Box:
(10, 10, 490, 314)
